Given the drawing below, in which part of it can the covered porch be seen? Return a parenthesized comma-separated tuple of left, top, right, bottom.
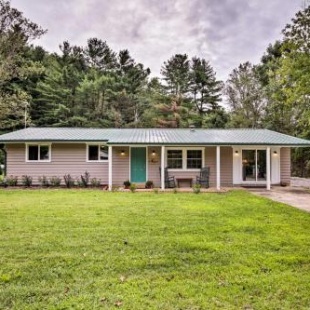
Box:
(107, 145, 278, 191)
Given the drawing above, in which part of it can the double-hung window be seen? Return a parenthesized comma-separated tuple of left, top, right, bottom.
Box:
(187, 150, 202, 169)
(167, 148, 203, 170)
(87, 145, 109, 161)
(167, 150, 183, 169)
(27, 144, 51, 162)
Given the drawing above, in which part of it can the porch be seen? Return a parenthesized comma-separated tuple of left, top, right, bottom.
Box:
(107, 145, 279, 191)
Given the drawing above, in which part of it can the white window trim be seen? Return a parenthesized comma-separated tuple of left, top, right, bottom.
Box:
(25, 143, 52, 163)
(86, 143, 109, 162)
(166, 147, 205, 171)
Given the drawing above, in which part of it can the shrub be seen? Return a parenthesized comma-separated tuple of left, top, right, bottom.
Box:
(21, 175, 32, 187)
(38, 175, 49, 187)
(192, 184, 201, 194)
(145, 180, 154, 189)
(63, 174, 74, 188)
(123, 180, 131, 188)
(76, 177, 83, 187)
(0, 176, 7, 187)
(90, 178, 101, 187)
(129, 183, 136, 193)
(80, 171, 90, 187)
(49, 176, 61, 187)
(6, 175, 18, 186)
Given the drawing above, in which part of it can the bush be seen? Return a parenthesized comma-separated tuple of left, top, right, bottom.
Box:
(129, 183, 136, 193)
(192, 184, 201, 194)
(49, 176, 61, 187)
(80, 171, 90, 187)
(6, 175, 18, 186)
(38, 175, 49, 187)
(64, 174, 74, 188)
(0, 176, 7, 187)
(123, 180, 131, 188)
(21, 175, 32, 187)
(90, 178, 101, 187)
(145, 180, 154, 189)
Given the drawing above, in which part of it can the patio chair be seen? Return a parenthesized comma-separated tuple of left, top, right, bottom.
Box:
(159, 167, 176, 188)
(196, 167, 210, 188)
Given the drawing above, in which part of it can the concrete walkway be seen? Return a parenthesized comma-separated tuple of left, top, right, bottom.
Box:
(246, 186, 310, 213)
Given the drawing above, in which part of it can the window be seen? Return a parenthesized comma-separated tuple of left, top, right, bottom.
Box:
(167, 150, 183, 168)
(27, 144, 50, 161)
(187, 150, 202, 169)
(167, 148, 204, 170)
(87, 145, 108, 161)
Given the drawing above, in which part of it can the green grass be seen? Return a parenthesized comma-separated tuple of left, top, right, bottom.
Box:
(0, 189, 309, 309)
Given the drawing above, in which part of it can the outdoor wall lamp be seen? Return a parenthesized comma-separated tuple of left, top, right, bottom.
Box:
(121, 150, 125, 156)
(152, 150, 156, 156)
(273, 151, 278, 155)
(235, 150, 239, 154)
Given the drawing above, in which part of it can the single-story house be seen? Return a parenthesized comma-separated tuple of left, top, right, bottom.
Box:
(1, 127, 310, 190)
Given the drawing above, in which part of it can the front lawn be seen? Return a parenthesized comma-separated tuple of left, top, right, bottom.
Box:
(0, 190, 309, 309)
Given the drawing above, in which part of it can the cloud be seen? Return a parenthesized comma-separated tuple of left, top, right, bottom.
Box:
(11, 0, 302, 81)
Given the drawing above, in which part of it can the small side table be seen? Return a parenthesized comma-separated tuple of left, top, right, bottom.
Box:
(176, 178, 193, 188)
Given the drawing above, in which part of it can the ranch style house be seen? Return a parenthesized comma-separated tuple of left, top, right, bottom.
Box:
(1, 127, 310, 190)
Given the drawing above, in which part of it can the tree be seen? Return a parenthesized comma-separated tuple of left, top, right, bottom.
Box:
(34, 54, 82, 127)
(225, 62, 266, 128)
(189, 57, 224, 127)
(109, 50, 150, 127)
(155, 97, 189, 128)
(0, 0, 46, 131)
(161, 54, 190, 98)
(265, 5, 310, 176)
(84, 38, 117, 70)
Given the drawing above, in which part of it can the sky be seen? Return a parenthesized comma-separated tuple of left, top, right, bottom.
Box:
(11, 0, 304, 81)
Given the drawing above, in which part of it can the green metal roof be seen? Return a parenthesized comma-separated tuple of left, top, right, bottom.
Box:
(0, 127, 310, 146)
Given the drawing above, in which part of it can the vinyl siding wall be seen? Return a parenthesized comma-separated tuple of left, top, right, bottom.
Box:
(6, 143, 109, 185)
(6, 144, 235, 187)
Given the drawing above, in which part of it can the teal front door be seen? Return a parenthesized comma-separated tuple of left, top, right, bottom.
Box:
(131, 147, 146, 183)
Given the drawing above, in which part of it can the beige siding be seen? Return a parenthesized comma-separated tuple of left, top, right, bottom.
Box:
(147, 147, 161, 186)
(6, 143, 109, 185)
(280, 147, 291, 184)
(220, 147, 233, 186)
(112, 146, 130, 186)
(205, 146, 233, 187)
(6, 144, 234, 187)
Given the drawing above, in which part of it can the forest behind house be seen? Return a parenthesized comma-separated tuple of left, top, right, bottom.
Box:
(0, 1, 310, 175)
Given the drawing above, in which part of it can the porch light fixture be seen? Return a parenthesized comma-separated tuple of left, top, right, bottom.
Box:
(235, 150, 239, 154)
(152, 150, 156, 156)
(121, 150, 125, 156)
(273, 151, 278, 155)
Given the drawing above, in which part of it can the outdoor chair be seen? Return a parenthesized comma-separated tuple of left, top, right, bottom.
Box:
(159, 167, 176, 188)
(196, 167, 210, 188)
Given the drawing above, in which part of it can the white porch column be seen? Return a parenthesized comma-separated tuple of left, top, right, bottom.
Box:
(161, 146, 165, 190)
(108, 145, 112, 191)
(216, 146, 221, 190)
(266, 147, 271, 190)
